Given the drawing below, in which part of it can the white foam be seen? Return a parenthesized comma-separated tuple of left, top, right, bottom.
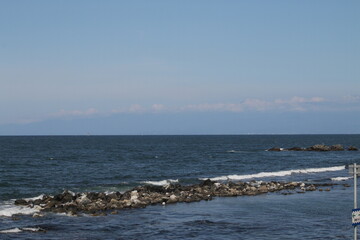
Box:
(24, 194, 45, 201)
(0, 201, 41, 217)
(22, 227, 44, 232)
(227, 150, 238, 153)
(331, 176, 351, 181)
(141, 179, 179, 186)
(0, 228, 22, 233)
(201, 165, 346, 181)
(0, 227, 45, 234)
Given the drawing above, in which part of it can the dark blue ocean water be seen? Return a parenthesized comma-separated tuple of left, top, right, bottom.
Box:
(0, 135, 359, 239)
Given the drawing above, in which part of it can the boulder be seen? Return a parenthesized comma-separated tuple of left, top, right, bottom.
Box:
(348, 146, 359, 151)
(14, 199, 28, 205)
(199, 179, 214, 187)
(54, 190, 74, 203)
(306, 144, 330, 151)
(13, 180, 338, 216)
(76, 194, 91, 205)
(267, 147, 282, 151)
(140, 185, 166, 194)
(330, 144, 344, 151)
(287, 147, 304, 151)
(258, 185, 268, 193)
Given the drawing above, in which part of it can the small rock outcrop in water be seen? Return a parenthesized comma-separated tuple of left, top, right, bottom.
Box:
(348, 146, 359, 151)
(14, 180, 337, 216)
(267, 147, 282, 152)
(267, 144, 358, 152)
(306, 144, 331, 151)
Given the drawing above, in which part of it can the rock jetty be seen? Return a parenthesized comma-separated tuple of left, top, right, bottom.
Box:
(14, 180, 340, 216)
(267, 144, 358, 152)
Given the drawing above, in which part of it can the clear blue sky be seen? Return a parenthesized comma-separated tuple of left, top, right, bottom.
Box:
(1, 0, 359, 134)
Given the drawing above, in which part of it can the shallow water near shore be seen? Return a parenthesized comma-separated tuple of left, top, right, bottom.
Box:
(0, 135, 359, 239)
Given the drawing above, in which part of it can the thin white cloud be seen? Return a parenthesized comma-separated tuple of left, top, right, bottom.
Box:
(343, 95, 360, 103)
(6, 96, 356, 126)
(112, 104, 146, 113)
(151, 104, 166, 112)
(275, 96, 325, 104)
(181, 103, 242, 112)
(242, 99, 272, 111)
(53, 108, 98, 117)
(180, 96, 326, 113)
(112, 104, 166, 114)
(128, 104, 144, 113)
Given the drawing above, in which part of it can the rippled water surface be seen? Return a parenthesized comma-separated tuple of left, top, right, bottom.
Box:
(0, 135, 359, 239)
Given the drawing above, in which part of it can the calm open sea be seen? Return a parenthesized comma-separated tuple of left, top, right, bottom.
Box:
(0, 135, 359, 239)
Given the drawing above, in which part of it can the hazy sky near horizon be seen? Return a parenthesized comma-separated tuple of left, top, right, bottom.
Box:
(1, 1, 359, 134)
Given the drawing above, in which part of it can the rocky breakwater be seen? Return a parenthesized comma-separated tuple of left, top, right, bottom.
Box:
(268, 144, 358, 152)
(14, 180, 340, 217)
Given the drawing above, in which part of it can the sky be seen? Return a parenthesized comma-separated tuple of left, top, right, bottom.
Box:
(0, 0, 359, 135)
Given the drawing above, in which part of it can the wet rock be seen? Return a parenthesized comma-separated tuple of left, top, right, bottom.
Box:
(306, 144, 331, 151)
(267, 147, 282, 151)
(32, 212, 44, 218)
(106, 192, 122, 201)
(76, 194, 91, 205)
(258, 185, 268, 193)
(167, 194, 178, 203)
(66, 211, 77, 217)
(14, 180, 338, 216)
(287, 147, 304, 151)
(55, 190, 75, 203)
(305, 185, 317, 191)
(287, 182, 300, 188)
(140, 185, 166, 194)
(91, 212, 107, 217)
(200, 179, 214, 187)
(282, 192, 294, 195)
(348, 146, 359, 151)
(330, 144, 344, 151)
(271, 144, 356, 152)
(14, 199, 28, 206)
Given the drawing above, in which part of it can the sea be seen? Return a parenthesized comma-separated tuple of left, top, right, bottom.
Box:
(0, 134, 359, 239)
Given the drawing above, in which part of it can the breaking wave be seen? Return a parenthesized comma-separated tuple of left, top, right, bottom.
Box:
(0, 227, 45, 234)
(0, 200, 41, 217)
(331, 176, 351, 181)
(141, 179, 179, 186)
(200, 165, 346, 181)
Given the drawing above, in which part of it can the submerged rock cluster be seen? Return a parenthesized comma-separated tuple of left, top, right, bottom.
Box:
(268, 144, 358, 152)
(14, 180, 341, 216)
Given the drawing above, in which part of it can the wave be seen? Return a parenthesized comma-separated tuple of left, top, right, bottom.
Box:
(24, 194, 46, 201)
(0, 228, 22, 234)
(227, 150, 240, 153)
(331, 176, 351, 181)
(0, 227, 45, 234)
(141, 179, 179, 186)
(0, 200, 41, 217)
(200, 165, 346, 181)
